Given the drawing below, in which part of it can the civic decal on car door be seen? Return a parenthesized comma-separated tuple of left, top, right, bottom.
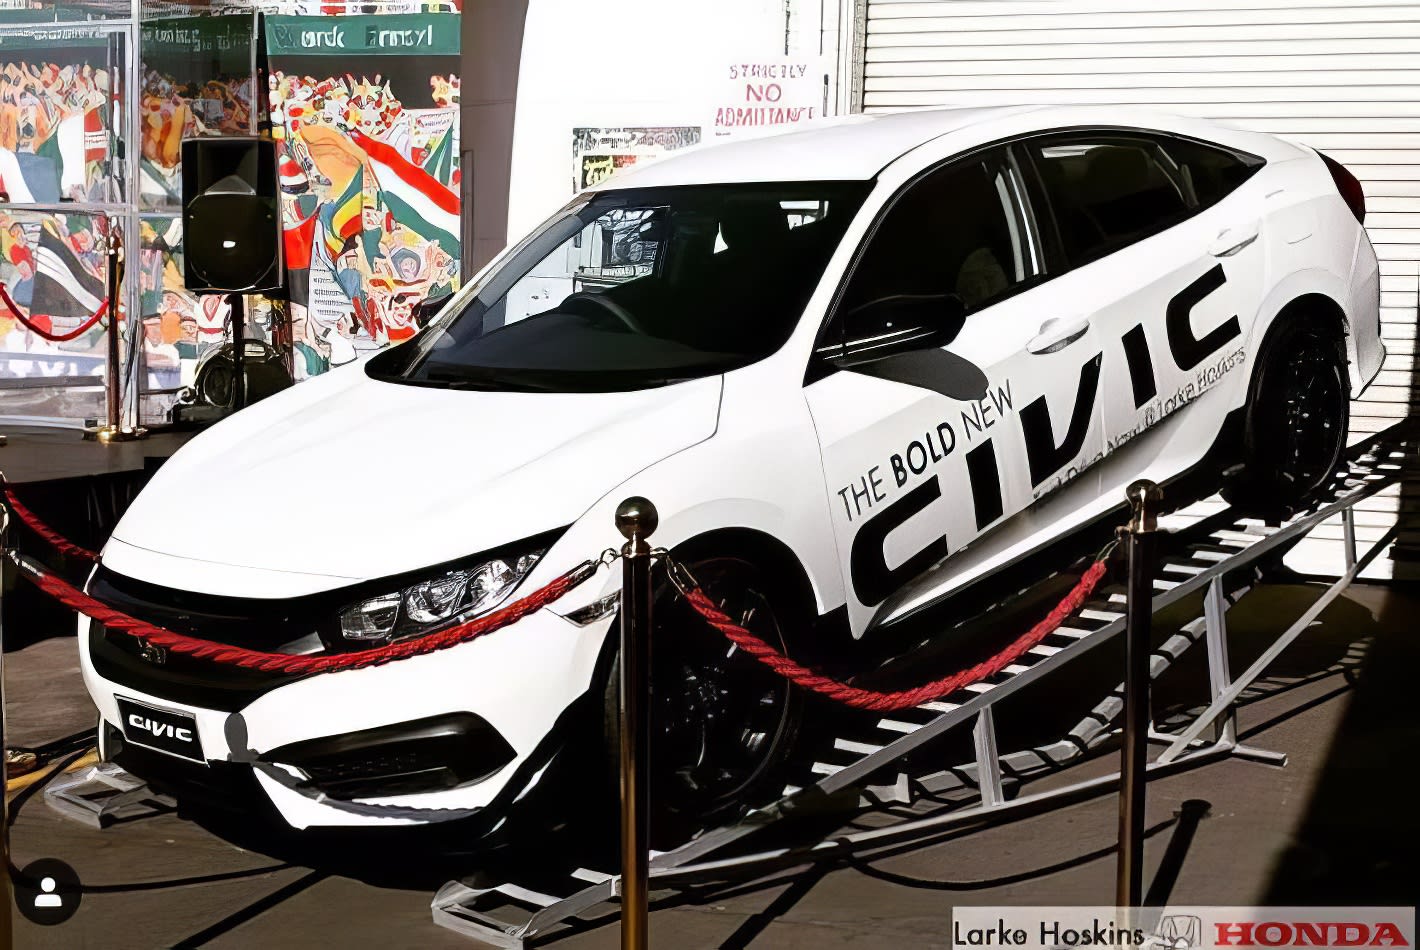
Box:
(1166, 264, 1242, 372)
(1122, 324, 1158, 409)
(849, 476, 948, 608)
(965, 440, 1003, 531)
(1019, 353, 1104, 488)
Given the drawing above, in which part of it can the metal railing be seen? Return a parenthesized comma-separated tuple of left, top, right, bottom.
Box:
(434, 429, 1414, 948)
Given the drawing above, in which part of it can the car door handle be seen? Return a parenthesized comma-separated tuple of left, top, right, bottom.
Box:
(1208, 221, 1260, 257)
(1026, 316, 1090, 355)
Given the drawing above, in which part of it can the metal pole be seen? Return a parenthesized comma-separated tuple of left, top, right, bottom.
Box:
(103, 225, 122, 431)
(614, 497, 657, 950)
(1, 507, 12, 948)
(229, 293, 246, 412)
(1118, 478, 1161, 909)
(90, 222, 144, 443)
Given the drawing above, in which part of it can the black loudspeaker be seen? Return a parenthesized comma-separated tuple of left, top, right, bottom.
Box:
(181, 137, 283, 294)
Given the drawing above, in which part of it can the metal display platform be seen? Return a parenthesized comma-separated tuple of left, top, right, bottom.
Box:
(43, 761, 176, 829)
(431, 430, 1415, 948)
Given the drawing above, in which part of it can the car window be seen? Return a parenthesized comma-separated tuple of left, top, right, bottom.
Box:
(1027, 135, 1192, 267)
(367, 182, 869, 393)
(1156, 136, 1264, 211)
(829, 152, 1033, 356)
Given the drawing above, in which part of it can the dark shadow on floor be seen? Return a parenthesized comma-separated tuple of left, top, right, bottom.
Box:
(1262, 582, 1420, 903)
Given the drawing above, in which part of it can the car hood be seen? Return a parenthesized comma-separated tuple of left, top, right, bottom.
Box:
(110, 369, 722, 586)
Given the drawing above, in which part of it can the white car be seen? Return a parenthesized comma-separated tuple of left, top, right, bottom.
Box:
(82, 105, 1382, 834)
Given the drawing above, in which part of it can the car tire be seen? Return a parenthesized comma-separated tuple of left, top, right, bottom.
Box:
(1222, 317, 1350, 518)
(601, 554, 804, 847)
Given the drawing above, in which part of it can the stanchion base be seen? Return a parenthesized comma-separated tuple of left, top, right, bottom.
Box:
(1230, 743, 1289, 767)
(5, 749, 39, 779)
(44, 762, 174, 828)
(84, 425, 150, 443)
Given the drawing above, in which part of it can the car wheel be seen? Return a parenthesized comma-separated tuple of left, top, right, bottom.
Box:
(602, 555, 804, 844)
(1223, 319, 1350, 516)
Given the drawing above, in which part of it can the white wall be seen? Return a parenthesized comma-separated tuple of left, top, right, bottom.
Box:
(508, 0, 833, 241)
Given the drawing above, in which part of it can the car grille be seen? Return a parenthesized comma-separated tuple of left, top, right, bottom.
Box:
(262, 712, 517, 801)
(87, 565, 334, 711)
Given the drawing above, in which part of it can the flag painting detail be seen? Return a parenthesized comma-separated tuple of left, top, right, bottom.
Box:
(33, 221, 105, 321)
(350, 129, 459, 252)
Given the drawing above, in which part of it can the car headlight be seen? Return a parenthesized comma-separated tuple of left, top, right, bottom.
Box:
(338, 551, 544, 644)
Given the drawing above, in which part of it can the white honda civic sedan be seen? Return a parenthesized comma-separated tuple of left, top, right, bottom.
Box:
(81, 105, 1382, 834)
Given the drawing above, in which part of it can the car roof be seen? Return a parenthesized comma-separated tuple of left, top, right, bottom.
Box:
(596, 105, 1048, 189)
(594, 104, 1295, 190)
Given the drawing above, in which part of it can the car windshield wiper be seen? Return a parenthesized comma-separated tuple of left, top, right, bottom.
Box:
(421, 369, 554, 392)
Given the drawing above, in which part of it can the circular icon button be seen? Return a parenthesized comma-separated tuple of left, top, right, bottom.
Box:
(13, 858, 82, 926)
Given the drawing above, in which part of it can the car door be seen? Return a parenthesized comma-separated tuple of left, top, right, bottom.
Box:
(1019, 132, 1267, 462)
(804, 147, 1107, 637)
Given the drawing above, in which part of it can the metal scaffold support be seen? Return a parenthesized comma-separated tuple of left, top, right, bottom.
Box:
(423, 429, 1410, 947)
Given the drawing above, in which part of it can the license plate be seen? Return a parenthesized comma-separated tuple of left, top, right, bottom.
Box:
(116, 697, 205, 764)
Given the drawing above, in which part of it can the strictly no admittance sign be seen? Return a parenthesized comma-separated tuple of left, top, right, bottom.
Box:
(711, 59, 826, 139)
(950, 907, 1415, 950)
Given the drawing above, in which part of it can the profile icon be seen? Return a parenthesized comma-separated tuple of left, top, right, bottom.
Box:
(35, 876, 63, 908)
(14, 858, 82, 925)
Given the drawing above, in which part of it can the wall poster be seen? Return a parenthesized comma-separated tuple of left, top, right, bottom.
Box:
(571, 126, 701, 194)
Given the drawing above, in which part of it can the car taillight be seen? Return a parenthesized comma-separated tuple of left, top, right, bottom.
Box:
(1319, 151, 1366, 224)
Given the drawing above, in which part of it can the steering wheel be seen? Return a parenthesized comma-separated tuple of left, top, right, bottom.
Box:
(562, 291, 646, 335)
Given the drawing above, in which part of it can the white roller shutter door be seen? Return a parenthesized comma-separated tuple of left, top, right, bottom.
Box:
(857, 0, 1420, 577)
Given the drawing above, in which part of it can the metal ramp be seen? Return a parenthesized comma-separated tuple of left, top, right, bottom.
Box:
(433, 431, 1415, 947)
(43, 762, 176, 829)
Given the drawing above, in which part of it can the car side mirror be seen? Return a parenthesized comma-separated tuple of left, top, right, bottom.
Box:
(413, 295, 452, 330)
(834, 293, 967, 367)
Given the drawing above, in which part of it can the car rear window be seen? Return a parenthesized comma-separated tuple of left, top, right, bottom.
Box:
(1158, 137, 1265, 211)
(1026, 135, 1193, 267)
(1025, 131, 1264, 269)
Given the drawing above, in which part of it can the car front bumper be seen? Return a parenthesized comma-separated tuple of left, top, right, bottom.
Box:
(78, 597, 611, 829)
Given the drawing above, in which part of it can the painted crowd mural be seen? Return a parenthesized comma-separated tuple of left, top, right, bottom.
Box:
(0, 30, 117, 403)
(267, 12, 461, 379)
(139, 16, 258, 210)
(0, 61, 111, 203)
(1, 7, 461, 415)
(0, 211, 110, 377)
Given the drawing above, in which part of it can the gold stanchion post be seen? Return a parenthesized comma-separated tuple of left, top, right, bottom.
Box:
(88, 221, 146, 444)
(1, 506, 13, 948)
(615, 497, 657, 950)
(1117, 478, 1162, 911)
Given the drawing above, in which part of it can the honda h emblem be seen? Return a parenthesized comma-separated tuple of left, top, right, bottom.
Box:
(137, 640, 168, 665)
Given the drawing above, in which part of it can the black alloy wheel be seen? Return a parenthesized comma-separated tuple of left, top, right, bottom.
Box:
(1225, 320, 1350, 516)
(604, 555, 803, 843)
(651, 556, 803, 823)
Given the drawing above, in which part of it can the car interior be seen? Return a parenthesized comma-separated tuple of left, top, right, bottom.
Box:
(827, 157, 1025, 355)
(1032, 140, 1192, 263)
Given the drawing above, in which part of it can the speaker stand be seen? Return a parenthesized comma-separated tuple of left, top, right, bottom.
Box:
(229, 292, 246, 412)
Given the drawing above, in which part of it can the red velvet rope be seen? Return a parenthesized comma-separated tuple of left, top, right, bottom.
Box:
(4, 473, 1106, 695)
(681, 559, 1110, 712)
(0, 282, 109, 342)
(2, 481, 101, 562)
(19, 556, 594, 675)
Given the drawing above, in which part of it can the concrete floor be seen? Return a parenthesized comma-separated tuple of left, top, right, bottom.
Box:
(4, 580, 1417, 949)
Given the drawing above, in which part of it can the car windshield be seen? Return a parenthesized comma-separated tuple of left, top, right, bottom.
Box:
(368, 182, 870, 392)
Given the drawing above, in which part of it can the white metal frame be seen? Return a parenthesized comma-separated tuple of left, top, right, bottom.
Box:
(0, 7, 143, 431)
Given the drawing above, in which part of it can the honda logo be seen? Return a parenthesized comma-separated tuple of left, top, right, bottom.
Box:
(137, 639, 168, 665)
